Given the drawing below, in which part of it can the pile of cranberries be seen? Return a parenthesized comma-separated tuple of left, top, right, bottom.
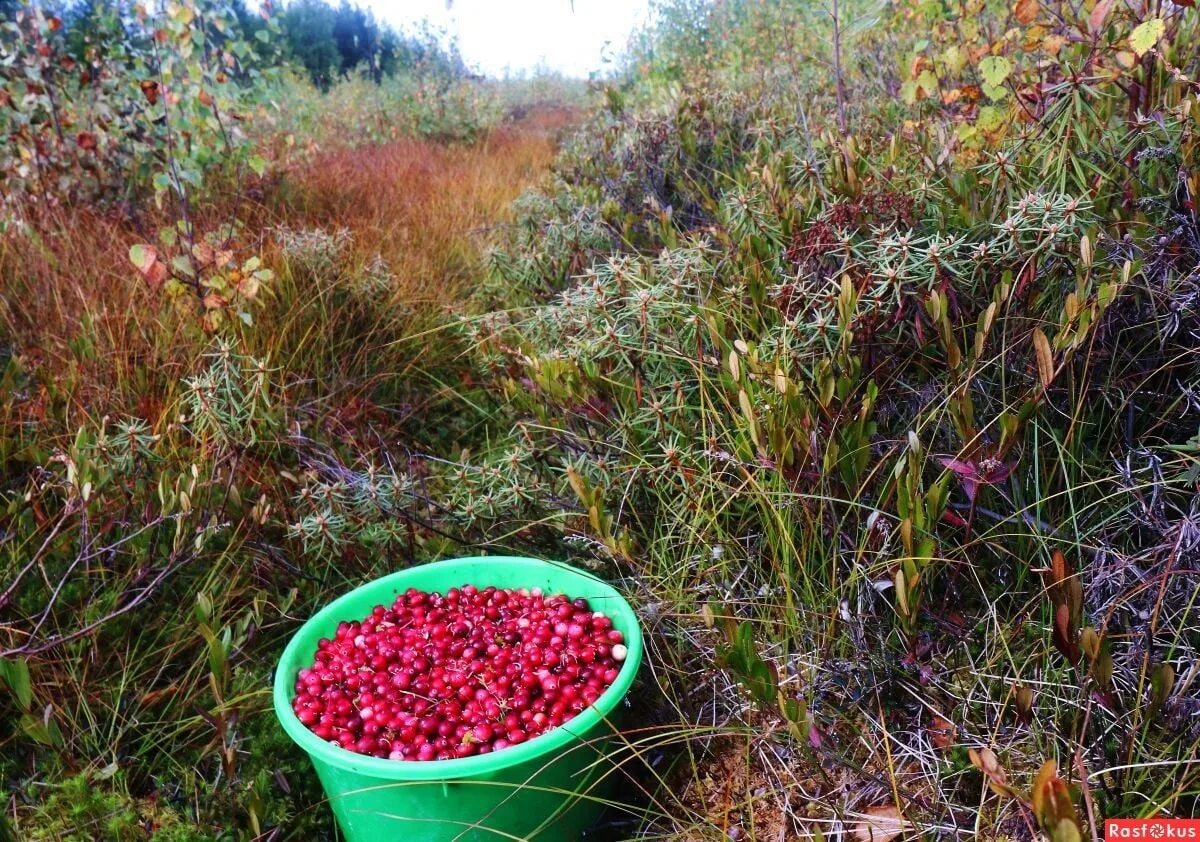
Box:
(291, 584, 628, 761)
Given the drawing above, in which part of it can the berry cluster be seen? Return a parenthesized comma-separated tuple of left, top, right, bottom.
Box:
(291, 584, 628, 760)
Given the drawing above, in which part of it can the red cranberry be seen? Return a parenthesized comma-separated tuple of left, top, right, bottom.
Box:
(292, 584, 627, 760)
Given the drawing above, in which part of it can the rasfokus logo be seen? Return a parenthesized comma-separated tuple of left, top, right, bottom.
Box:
(1106, 820, 1200, 839)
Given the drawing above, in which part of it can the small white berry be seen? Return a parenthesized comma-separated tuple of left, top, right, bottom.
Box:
(612, 644, 628, 662)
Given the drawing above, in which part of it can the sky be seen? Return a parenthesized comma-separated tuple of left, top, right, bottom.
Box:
(360, 0, 653, 78)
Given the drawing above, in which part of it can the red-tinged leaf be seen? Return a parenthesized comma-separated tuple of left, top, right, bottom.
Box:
(1053, 603, 1081, 662)
(938, 456, 1014, 505)
(128, 243, 157, 275)
(139, 79, 159, 105)
(144, 261, 167, 292)
(1089, 0, 1113, 33)
(938, 457, 976, 478)
(969, 747, 1019, 798)
(75, 131, 96, 151)
(1050, 548, 1068, 586)
(1013, 0, 1039, 24)
(1031, 760, 1055, 820)
(46, 15, 62, 31)
(941, 508, 969, 527)
(129, 244, 168, 291)
(960, 478, 979, 503)
(928, 714, 956, 750)
(808, 724, 823, 748)
(191, 241, 215, 266)
(146, 260, 168, 291)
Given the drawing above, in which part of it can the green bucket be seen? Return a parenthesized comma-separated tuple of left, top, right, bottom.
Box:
(272, 556, 643, 841)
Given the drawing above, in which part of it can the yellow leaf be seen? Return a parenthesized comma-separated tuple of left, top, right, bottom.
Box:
(977, 105, 1005, 131)
(853, 806, 906, 842)
(1129, 18, 1165, 57)
(941, 44, 966, 74)
(1033, 327, 1054, 387)
(1043, 34, 1066, 55)
(1031, 760, 1056, 820)
(738, 389, 759, 447)
(894, 568, 908, 616)
(982, 301, 998, 335)
(979, 55, 1012, 87)
(773, 365, 788, 394)
(1080, 627, 1101, 661)
(917, 69, 939, 95)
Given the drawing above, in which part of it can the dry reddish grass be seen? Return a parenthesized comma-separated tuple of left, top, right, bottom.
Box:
(279, 106, 572, 309)
(0, 202, 197, 429)
(0, 108, 572, 433)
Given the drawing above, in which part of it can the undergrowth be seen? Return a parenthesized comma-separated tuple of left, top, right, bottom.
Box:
(3, 0, 1200, 839)
(0, 91, 565, 839)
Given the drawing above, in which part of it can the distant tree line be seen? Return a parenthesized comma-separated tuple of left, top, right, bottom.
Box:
(7, 0, 469, 90)
(270, 0, 468, 89)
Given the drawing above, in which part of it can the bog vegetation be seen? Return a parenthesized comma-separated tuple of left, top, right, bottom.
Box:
(1, 0, 1198, 839)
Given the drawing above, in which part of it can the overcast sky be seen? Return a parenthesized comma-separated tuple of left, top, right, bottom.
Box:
(360, 0, 653, 78)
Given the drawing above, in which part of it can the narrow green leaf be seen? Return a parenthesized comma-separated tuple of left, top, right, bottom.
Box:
(0, 658, 32, 710)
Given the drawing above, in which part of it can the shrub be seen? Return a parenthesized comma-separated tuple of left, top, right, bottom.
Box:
(0, 1, 274, 215)
(438, 0, 1200, 834)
